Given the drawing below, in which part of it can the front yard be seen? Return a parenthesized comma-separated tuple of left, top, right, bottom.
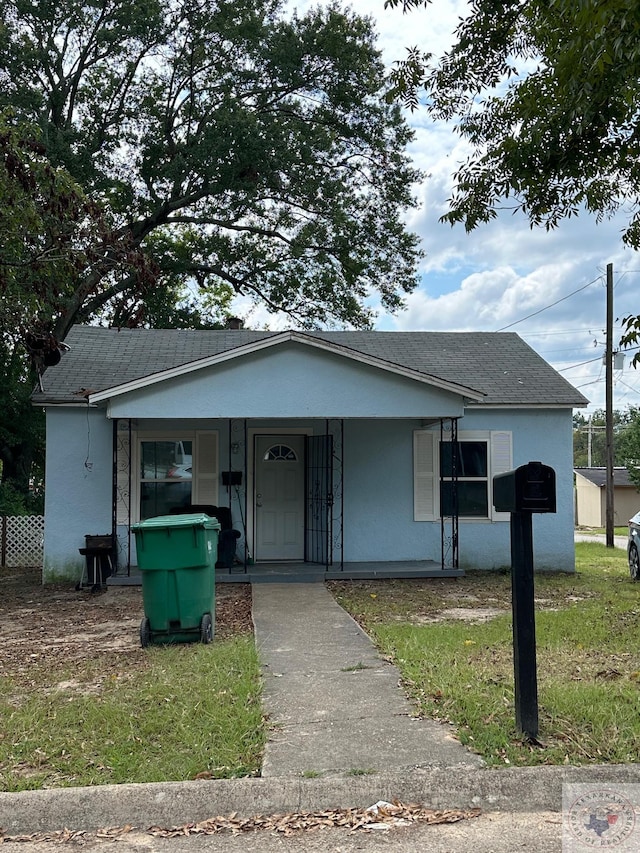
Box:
(0, 569, 262, 791)
(1, 541, 638, 791)
(331, 542, 640, 767)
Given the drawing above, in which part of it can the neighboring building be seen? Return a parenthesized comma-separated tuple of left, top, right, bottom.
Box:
(32, 327, 587, 582)
(574, 467, 640, 527)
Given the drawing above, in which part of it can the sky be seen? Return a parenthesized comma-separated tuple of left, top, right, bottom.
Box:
(237, 0, 640, 414)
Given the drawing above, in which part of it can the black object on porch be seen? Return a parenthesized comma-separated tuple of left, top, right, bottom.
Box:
(169, 505, 241, 569)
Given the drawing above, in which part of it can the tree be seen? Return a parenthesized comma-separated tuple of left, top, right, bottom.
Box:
(573, 409, 631, 468)
(386, 0, 640, 245)
(0, 113, 108, 502)
(0, 112, 232, 502)
(615, 407, 640, 488)
(0, 0, 422, 337)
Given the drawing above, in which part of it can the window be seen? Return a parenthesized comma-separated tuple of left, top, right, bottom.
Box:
(413, 429, 512, 521)
(140, 439, 193, 519)
(263, 444, 298, 461)
(134, 432, 218, 521)
(440, 440, 489, 517)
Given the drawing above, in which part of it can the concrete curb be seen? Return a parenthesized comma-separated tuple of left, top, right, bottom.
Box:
(3, 765, 640, 835)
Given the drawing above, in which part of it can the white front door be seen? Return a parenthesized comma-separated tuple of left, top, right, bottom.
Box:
(255, 435, 305, 561)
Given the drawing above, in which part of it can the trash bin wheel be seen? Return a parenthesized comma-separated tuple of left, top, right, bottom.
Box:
(630, 543, 640, 581)
(200, 613, 213, 644)
(140, 617, 151, 648)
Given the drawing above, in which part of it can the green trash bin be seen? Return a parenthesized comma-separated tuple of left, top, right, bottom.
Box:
(132, 513, 220, 647)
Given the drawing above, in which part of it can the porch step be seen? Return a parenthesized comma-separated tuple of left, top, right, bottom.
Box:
(108, 562, 464, 586)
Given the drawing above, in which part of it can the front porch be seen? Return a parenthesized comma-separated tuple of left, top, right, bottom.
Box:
(108, 559, 463, 585)
(112, 416, 463, 579)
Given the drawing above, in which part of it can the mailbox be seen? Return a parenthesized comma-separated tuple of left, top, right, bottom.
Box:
(493, 461, 556, 514)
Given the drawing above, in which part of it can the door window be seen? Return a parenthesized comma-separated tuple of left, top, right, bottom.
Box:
(263, 444, 298, 461)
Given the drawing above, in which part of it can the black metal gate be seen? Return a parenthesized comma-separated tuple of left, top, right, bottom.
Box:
(305, 434, 333, 566)
(441, 418, 459, 569)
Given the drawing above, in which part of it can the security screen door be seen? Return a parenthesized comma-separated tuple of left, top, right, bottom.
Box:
(255, 435, 305, 560)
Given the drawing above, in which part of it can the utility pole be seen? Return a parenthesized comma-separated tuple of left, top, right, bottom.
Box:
(605, 263, 614, 548)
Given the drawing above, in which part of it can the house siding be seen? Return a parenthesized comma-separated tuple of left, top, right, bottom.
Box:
(456, 409, 575, 571)
(105, 344, 466, 420)
(342, 419, 443, 562)
(41, 406, 576, 578)
(43, 408, 113, 581)
(342, 409, 575, 570)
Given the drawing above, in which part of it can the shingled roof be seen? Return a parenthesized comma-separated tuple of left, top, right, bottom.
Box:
(575, 468, 637, 488)
(31, 326, 588, 408)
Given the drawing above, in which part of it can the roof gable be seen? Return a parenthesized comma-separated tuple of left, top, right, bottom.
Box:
(87, 330, 484, 404)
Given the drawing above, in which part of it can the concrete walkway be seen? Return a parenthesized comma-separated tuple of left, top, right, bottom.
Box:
(252, 583, 484, 777)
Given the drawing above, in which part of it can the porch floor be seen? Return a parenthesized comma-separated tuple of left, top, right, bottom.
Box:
(108, 560, 463, 586)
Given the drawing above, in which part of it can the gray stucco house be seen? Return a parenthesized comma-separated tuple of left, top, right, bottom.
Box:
(32, 326, 587, 582)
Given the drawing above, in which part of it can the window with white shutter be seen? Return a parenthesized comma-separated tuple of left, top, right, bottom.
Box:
(414, 428, 513, 522)
(440, 439, 489, 517)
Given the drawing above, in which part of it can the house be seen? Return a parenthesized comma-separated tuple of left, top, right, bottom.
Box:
(574, 467, 640, 527)
(32, 326, 587, 582)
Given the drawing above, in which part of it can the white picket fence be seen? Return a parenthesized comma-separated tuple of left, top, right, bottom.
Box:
(1, 515, 44, 567)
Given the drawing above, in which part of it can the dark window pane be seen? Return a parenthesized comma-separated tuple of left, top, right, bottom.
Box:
(140, 481, 192, 519)
(440, 441, 487, 477)
(441, 481, 489, 517)
(440, 442, 453, 478)
(141, 440, 193, 480)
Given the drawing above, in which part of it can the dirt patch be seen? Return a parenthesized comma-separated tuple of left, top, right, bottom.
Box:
(328, 575, 516, 625)
(0, 566, 253, 685)
(412, 606, 508, 624)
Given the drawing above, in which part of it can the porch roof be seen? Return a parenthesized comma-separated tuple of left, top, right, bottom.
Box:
(32, 326, 588, 408)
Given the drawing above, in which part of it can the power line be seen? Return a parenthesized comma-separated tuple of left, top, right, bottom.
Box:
(615, 378, 640, 397)
(556, 355, 603, 373)
(521, 327, 601, 337)
(495, 276, 602, 332)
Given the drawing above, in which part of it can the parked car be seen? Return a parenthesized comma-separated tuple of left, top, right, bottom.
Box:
(167, 463, 192, 480)
(627, 511, 640, 580)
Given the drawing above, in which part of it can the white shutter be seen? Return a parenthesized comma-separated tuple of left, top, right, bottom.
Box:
(414, 430, 436, 521)
(490, 430, 513, 521)
(193, 431, 218, 505)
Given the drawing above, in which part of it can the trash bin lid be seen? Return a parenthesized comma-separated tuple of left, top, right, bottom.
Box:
(131, 513, 221, 532)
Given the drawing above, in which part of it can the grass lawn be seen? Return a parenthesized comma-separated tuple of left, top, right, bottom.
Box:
(330, 542, 640, 768)
(0, 577, 263, 792)
(0, 640, 263, 792)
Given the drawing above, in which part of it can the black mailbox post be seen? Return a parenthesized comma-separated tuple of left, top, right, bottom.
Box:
(493, 461, 556, 740)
